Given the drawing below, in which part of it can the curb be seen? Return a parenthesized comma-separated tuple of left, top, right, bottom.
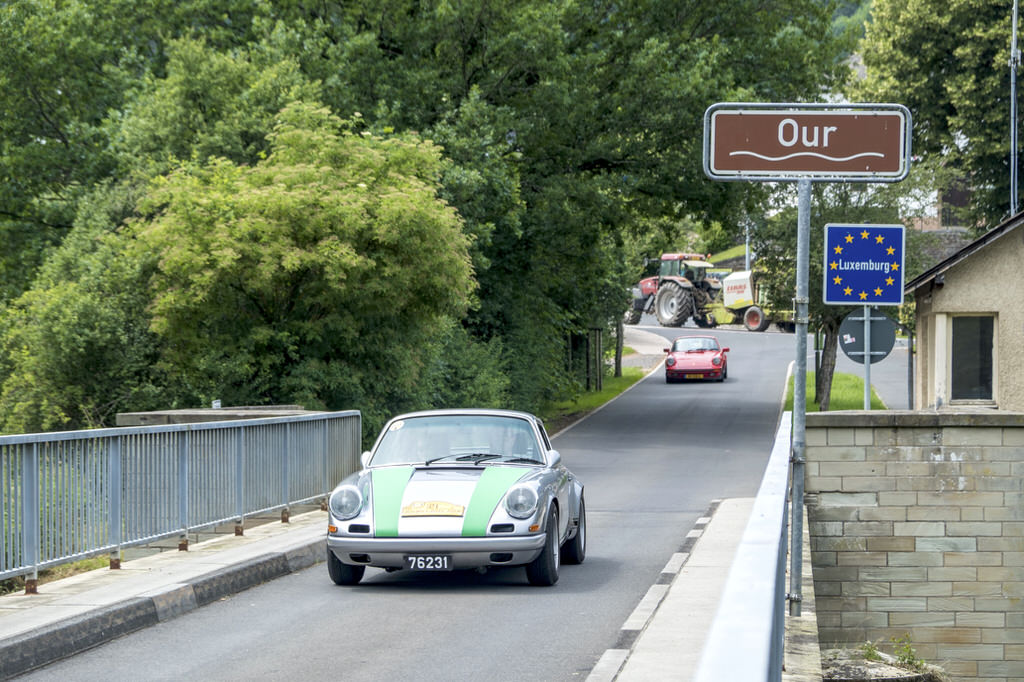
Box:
(0, 538, 327, 679)
(585, 499, 723, 682)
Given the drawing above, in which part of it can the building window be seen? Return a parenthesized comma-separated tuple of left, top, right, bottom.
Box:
(950, 316, 994, 400)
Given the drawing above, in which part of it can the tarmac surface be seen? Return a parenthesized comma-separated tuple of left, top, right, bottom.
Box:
(1, 323, 903, 680)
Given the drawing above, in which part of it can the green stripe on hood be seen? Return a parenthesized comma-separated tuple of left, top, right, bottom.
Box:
(371, 467, 415, 537)
(462, 467, 530, 537)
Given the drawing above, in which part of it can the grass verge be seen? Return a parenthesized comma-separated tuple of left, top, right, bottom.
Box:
(785, 371, 886, 412)
(541, 366, 647, 434)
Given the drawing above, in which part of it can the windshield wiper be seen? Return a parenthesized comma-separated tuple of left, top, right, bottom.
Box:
(423, 452, 502, 466)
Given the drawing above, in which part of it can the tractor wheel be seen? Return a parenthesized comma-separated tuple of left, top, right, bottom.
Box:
(743, 306, 770, 332)
(655, 282, 694, 327)
(623, 308, 642, 325)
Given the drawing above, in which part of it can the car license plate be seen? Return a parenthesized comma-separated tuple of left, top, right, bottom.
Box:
(404, 554, 453, 571)
(684, 373, 703, 379)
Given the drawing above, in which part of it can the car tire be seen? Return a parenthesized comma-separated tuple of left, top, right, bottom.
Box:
(327, 548, 365, 586)
(526, 507, 560, 586)
(560, 495, 586, 565)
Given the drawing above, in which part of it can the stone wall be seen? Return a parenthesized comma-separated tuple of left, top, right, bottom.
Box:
(804, 410, 1024, 681)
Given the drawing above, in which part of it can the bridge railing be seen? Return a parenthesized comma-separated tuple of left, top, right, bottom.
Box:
(693, 411, 793, 682)
(0, 411, 360, 583)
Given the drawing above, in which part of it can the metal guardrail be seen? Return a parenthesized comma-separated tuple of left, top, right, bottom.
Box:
(693, 411, 793, 682)
(0, 411, 360, 583)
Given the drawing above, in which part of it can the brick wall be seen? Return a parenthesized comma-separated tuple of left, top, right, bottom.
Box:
(804, 410, 1024, 681)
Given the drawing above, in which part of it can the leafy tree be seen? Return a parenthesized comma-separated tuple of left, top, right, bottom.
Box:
(0, 182, 168, 434)
(853, 0, 1017, 229)
(129, 101, 475, 431)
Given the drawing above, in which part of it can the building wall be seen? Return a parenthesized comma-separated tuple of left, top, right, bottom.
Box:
(805, 410, 1024, 681)
(913, 227, 1024, 411)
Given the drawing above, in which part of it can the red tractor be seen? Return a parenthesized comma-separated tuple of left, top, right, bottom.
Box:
(625, 253, 722, 327)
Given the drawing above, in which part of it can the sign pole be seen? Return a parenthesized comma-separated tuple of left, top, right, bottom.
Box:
(863, 305, 872, 409)
(790, 179, 810, 616)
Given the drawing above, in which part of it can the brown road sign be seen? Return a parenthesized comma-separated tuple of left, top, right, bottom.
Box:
(703, 103, 911, 182)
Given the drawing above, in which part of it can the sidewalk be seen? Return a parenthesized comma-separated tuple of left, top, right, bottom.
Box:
(0, 510, 328, 679)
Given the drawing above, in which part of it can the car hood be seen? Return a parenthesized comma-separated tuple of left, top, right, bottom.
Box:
(669, 351, 718, 368)
(365, 465, 534, 537)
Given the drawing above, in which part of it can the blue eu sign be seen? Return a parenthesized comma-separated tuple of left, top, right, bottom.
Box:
(823, 224, 905, 306)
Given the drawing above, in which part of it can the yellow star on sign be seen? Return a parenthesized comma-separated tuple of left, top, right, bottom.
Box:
(886, 277, 894, 286)
(891, 263, 899, 271)
(833, 245, 843, 254)
(875, 235, 885, 244)
(844, 287, 853, 296)
(860, 230, 870, 239)
(833, 275, 842, 285)
(886, 246, 895, 255)
(830, 261, 838, 270)
(874, 287, 883, 296)
(859, 291, 868, 300)
(845, 234, 854, 243)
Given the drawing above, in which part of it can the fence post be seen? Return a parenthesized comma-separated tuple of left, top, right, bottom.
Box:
(235, 427, 245, 536)
(21, 443, 39, 594)
(282, 422, 291, 523)
(109, 437, 122, 568)
(177, 430, 189, 550)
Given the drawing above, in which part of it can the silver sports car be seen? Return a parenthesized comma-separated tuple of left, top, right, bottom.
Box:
(326, 409, 586, 586)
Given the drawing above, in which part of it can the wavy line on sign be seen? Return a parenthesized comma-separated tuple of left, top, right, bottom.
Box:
(728, 151, 885, 162)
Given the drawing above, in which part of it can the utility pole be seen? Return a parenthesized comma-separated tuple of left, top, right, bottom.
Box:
(1012, 0, 1020, 214)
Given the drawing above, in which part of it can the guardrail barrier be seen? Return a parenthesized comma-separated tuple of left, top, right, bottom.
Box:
(1, 411, 360, 585)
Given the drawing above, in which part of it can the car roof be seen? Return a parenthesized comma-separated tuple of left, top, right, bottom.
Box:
(384, 408, 541, 422)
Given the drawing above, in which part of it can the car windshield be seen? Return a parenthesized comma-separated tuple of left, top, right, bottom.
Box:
(369, 415, 544, 467)
(673, 337, 718, 352)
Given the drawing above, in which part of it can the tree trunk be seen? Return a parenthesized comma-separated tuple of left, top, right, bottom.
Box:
(817, 319, 841, 412)
(614, 319, 623, 377)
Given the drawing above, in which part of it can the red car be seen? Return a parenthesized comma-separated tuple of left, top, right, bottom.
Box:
(664, 335, 729, 383)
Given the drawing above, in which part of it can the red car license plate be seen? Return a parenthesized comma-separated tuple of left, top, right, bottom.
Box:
(405, 554, 453, 571)
(684, 373, 704, 379)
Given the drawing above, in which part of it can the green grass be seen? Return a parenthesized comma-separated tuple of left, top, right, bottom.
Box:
(785, 371, 886, 412)
(540, 366, 646, 432)
(708, 244, 747, 263)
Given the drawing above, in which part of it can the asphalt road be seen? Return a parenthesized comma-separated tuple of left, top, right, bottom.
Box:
(19, 324, 795, 682)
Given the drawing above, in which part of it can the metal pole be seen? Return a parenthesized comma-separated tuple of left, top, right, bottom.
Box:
(789, 179, 810, 616)
(1013, 0, 1020, 214)
(745, 220, 751, 270)
(864, 305, 872, 409)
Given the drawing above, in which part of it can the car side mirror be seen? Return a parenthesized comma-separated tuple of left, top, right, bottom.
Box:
(663, 348, 671, 353)
(360, 451, 372, 467)
(547, 450, 562, 467)
(722, 348, 730, 353)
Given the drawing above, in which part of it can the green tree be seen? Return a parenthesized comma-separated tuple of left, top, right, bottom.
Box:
(853, 0, 1016, 229)
(130, 101, 475, 430)
(0, 182, 168, 434)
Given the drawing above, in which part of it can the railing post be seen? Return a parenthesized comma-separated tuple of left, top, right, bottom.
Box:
(282, 423, 291, 523)
(178, 430, 189, 550)
(22, 443, 39, 594)
(235, 427, 245, 536)
(109, 436, 122, 568)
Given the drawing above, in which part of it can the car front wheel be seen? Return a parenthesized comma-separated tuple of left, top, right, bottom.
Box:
(327, 548, 365, 585)
(526, 507, 560, 586)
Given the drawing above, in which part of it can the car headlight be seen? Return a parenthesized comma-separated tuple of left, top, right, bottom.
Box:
(329, 485, 364, 520)
(666, 356, 676, 367)
(712, 356, 723, 366)
(504, 485, 539, 519)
